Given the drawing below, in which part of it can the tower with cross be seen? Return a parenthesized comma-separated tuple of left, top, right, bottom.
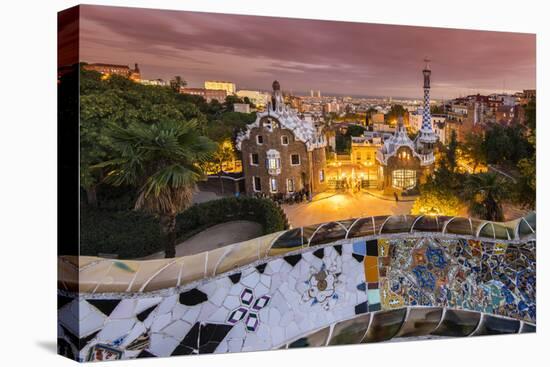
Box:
(416, 58, 437, 154)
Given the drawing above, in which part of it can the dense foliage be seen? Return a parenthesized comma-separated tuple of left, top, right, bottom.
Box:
(94, 119, 217, 257)
(78, 67, 260, 258)
(80, 68, 206, 205)
(335, 124, 366, 153)
(80, 208, 162, 258)
(80, 197, 289, 259)
(80, 66, 255, 207)
(414, 99, 536, 220)
(514, 99, 536, 208)
(483, 123, 532, 165)
(411, 185, 460, 216)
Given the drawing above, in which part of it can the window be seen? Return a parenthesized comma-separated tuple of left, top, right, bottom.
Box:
(281, 136, 289, 145)
(256, 135, 264, 144)
(270, 178, 278, 193)
(399, 151, 410, 160)
(319, 169, 325, 183)
(250, 153, 259, 166)
(266, 149, 281, 175)
(392, 169, 416, 190)
(252, 177, 262, 192)
(287, 178, 295, 193)
(291, 154, 300, 166)
(356, 152, 362, 162)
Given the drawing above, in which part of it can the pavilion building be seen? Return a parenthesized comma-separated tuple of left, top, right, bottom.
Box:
(375, 59, 436, 193)
(236, 81, 328, 198)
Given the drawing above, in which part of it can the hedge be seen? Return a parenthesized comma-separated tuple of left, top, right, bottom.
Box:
(80, 196, 289, 258)
(80, 209, 162, 258)
(175, 196, 289, 240)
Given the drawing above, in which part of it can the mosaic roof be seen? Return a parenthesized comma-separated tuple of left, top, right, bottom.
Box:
(235, 82, 326, 152)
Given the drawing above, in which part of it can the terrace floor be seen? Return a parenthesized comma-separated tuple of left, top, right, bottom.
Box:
(282, 191, 416, 228)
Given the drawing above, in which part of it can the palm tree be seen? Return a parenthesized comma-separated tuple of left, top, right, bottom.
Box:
(463, 172, 507, 221)
(95, 119, 216, 258)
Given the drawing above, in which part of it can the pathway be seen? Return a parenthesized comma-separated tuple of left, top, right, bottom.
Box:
(143, 220, 263, 259)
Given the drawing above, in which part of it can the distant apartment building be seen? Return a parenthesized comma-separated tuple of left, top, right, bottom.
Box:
(234, 103, 251, 113)
(518, 89, 536, 106)
(323, 101, 340, 114)
(410, 109, 447, 144)
(181, 87, 227, 103)
(83, 62, 141, 81)
(283, 94, 303, 112)
(496, 105, 516, 125)
(140, 78, 170, 87)
(205, 80, 236, 95)
(370, 113, 385, 124)
(523, 89, 536, 100)
(309, 89, 321, 98)
(236, 90, 269, 108)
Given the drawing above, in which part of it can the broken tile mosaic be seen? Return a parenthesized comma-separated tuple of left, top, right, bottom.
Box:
(58, 214, 535, 361)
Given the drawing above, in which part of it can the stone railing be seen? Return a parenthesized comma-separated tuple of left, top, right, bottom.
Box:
(58, 213, 536, 362)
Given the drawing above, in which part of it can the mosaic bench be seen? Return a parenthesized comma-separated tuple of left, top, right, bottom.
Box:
(58, 213, 536, 361)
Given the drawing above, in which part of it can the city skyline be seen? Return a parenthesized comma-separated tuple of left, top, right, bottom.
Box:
(76, 5, 535, 99)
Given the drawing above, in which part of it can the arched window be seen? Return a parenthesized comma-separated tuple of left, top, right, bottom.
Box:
(266, 149, 281, 175)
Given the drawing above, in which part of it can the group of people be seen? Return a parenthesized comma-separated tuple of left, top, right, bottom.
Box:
(250, 189, 310, 205)
(329, 178, 365, 193)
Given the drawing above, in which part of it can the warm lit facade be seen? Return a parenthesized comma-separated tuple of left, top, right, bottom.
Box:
(351, 136, 381, 167)
(236, 81, 328, 197)
(205, 80, 236, 95)
(83, 62, 141, 81)
(236, 90, 270, 108)
(180, 87, 227, 103)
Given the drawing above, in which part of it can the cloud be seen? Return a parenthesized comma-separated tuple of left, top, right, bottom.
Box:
(79, 5, 536, 98)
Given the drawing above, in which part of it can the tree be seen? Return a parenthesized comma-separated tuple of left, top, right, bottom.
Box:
(514, 98, 536, 209)
(79, 68, 206, 207)
(516, 157, 535, 209)
(524, 98, 536, 131)
(483, 123, 531, 166)
(430, 104, 445, 114)
(211, 140, 236, 194)
(242, 96, 255, 108)
(461, 132, 486, 172)
(443, 129, 458, 173)
(205, 111, 256, 143)
(385, 105, 406, 124)
(346, 124, 366, 137)
(223, 94, 246, 111)
(94, 119, 216, 258)
(462, 172, 507, 221)
(411, 187, 460, 216)
(431, 131, 463, 193)
(170, 75, 187, 92)
(335, 133, 349, 153)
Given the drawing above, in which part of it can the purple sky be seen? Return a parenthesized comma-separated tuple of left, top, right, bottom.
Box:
(79, 5, 536, 99)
